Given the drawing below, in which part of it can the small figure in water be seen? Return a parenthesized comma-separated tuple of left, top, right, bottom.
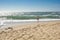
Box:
(36, 16, 40, 27)
(36, 16, 40, 23)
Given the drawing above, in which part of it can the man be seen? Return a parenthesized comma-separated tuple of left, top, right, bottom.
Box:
(36, 16, 39, 22)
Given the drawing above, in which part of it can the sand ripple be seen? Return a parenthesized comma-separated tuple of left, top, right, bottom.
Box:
(0, 21, 60, 40)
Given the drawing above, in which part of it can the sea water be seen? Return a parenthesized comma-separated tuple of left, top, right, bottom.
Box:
(0, 19, 60, 28)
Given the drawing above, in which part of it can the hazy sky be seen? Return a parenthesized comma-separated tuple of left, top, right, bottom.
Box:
(0, 0, 60, 12)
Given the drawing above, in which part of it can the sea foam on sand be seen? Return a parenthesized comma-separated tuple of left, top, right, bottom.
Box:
(0, 19, 60, 28)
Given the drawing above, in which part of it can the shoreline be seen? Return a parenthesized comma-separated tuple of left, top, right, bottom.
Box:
(0, 19, 60, 29)
(0, 20, 60, 29)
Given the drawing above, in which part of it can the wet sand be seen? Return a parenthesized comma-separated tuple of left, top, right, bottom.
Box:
(0, 21, 60, 40)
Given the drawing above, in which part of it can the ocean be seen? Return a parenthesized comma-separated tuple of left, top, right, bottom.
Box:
(0, 12, 60, 28)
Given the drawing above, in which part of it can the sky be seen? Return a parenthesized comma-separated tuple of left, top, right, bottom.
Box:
(0, 0, 60, 12)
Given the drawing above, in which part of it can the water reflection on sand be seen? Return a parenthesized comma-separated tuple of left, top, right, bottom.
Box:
(0, 19, 60, 28)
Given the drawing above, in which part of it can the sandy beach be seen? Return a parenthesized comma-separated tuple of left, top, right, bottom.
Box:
(0, 21, 60, 40)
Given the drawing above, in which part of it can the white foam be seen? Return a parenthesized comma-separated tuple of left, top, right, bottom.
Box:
(0, 19, 60, 26)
